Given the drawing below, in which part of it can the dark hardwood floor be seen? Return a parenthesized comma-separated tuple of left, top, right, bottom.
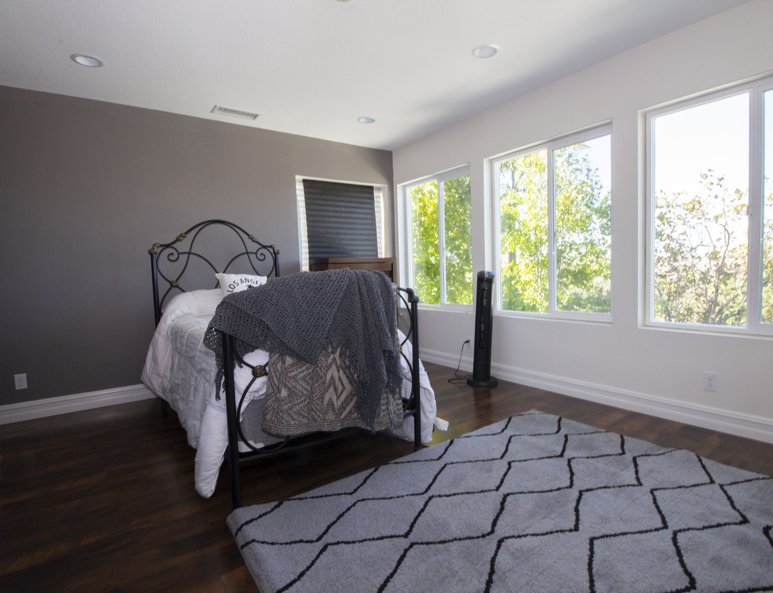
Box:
(2, 363, 772, 592)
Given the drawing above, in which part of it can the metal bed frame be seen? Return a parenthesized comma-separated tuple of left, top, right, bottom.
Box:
(149, 219, 422, 508)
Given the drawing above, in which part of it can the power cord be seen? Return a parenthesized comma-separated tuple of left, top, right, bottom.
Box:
(448, 339, 471, 385)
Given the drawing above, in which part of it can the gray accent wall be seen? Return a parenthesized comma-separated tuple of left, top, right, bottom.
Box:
(0, 86, 393, 405)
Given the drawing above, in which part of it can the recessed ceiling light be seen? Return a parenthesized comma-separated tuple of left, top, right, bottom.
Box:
(357, 116, 375, 124)
(70, 53, 104, 67)
(471, 44, 498, 59)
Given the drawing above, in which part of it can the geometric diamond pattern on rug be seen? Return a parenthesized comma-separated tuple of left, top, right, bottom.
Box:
(228, 411, 773, 593)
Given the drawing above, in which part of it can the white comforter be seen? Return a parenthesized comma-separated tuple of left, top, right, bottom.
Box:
(141, 289, 444, 498)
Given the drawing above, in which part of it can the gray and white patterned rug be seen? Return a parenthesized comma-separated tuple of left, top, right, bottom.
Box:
(228, 411, 773, 593)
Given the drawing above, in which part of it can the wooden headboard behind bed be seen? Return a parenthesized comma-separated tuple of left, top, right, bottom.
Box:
(148, 219, 280, 325)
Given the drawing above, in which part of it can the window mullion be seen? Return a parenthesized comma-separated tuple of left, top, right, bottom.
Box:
(492, 161, 503, 312)
(547, 147, 557, 314)
(403, 186, 413, 288)
(645, 113, 657, 326)
(747, 87, 764, 331)
(438, 180, 447, 304)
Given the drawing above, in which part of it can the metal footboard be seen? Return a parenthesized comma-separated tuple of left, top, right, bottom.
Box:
(223, 285, 422, 509)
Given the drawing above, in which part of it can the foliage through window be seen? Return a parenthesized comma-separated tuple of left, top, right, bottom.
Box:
(406, 169, 472, 305)
(648, 78, 772, 333)
(494, 128, 612, 317)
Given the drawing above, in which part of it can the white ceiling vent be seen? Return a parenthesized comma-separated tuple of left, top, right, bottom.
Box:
(210, 105, 259, 120)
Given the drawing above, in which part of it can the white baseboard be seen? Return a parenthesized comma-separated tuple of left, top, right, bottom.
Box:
(420, 348, 773, 445)
(5, 355, 772, 445)
(0, 384, 155, 425)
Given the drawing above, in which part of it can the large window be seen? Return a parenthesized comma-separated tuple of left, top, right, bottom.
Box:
(493, 126, 612, 318)
(647, 77, 772, 333)
(403, 168, 472, 305)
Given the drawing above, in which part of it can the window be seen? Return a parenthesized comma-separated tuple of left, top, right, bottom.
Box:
(763, 89, 773, 324)
(403, 168, 472, 305)
(493, 126, 612, 318)
(296, 178, 385, 271)
(647, 77, 772, 333)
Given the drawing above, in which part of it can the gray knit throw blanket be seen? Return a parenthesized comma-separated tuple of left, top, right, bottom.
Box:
(203, 269, 401, 430)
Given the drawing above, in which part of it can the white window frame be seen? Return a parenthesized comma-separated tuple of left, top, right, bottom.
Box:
(644, 76, 772, 336)
(491, 124, 613, 322)
(398, 165, 472, 309)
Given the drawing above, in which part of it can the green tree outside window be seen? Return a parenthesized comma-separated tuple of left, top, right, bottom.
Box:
(410, 172, 472, 305)
(497, 134, 611, 315)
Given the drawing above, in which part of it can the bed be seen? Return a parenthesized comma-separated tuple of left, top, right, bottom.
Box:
(141, 219, 443, 507)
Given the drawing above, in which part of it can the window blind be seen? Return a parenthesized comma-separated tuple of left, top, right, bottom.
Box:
(302, 179, 378, 259)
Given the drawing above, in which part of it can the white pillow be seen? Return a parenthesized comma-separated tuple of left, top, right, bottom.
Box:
(215, 272, 268, 296)
(162, 288, 223, 320)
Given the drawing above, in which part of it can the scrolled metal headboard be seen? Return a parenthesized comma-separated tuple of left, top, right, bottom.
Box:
(148, 219, 280, 325)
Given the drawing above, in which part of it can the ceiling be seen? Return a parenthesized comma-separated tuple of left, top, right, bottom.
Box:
(0, 0, 750, 150)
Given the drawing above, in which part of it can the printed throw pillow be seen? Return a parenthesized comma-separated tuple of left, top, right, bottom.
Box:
(215, 272, 268, 296)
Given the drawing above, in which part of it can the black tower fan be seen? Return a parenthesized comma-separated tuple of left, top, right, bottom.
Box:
(467, 271, 498, 388)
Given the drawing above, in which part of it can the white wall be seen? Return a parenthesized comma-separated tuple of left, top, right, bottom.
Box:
(394, 0, 773, 442)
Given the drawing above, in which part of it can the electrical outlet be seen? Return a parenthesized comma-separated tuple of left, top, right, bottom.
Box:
(14, 373, 28, 390)
(703, 371, 718, 393)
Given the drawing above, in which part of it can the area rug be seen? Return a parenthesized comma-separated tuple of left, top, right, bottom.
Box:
(227, 411, 773, 593)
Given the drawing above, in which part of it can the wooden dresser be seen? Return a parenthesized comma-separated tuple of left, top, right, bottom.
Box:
(309, 257, 395, 281)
